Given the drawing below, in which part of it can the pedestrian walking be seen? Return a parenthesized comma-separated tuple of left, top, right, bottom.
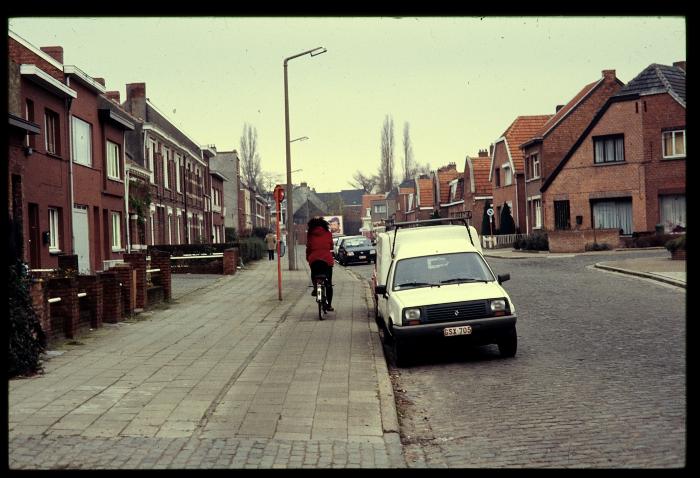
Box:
(265, 230, 277, 260)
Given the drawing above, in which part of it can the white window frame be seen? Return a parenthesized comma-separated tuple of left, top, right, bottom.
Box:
(106, 140, 121, 180)
(71, 116, 92, 166)
(503, 164, 513, 186)
(662, 130, 686, 159)
(45, 110, 58, 154)
(111, 211, 122, 251)
(531, 197, 542, 229)
(148, 139, 157, 175)
(175, 154, 182, 193)
(48, 207, 60, 252)
(168, 213, 173, 245)
(530, 154, 541, 179)
(163, 148, 170, 189)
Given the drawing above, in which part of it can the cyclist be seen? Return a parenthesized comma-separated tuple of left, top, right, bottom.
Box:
(306, 216, 334, 312)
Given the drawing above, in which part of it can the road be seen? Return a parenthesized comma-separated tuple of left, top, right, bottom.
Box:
(340, 250, 686, 468)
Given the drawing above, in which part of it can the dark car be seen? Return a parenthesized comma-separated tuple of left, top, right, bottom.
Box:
(337, 236, 376, 266)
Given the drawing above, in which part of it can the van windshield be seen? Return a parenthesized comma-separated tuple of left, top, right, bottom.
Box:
(392, 252, 495, 290)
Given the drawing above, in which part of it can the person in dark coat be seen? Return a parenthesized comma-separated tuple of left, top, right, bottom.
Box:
(306, 216, 334, 311)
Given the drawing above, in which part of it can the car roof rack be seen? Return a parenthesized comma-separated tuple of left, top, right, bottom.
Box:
(385, 211, 474, 258)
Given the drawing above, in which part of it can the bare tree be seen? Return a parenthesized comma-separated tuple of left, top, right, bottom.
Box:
(240, 123, 262, 227)
(259, 170, 282, 194)
(380, 115, 395, 192)
(348, 170, 378, 193)
(402, 121, 415, 181)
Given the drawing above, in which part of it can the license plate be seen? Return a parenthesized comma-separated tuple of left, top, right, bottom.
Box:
(359, 255, 366, 259)
(443, 325, 472, 337)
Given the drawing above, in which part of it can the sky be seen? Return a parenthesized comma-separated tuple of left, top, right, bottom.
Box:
(8, 16, 686, 193)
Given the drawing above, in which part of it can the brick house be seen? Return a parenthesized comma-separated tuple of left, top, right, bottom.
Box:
(122, 82, 212, 246)
(541, 61, 686, 240)
(489, 115, 553, 233)
(209, 170, 228, 243)
(392, 179, 416, 223)
(9, 32, 136, 274)
(8, 32, 75, 270)
(434, 162, 463, 218)
(209, 150, 240, 237)
(464, 150, 494, 235)
(520, 70, 624, 234)
(403, 176, 435, 221)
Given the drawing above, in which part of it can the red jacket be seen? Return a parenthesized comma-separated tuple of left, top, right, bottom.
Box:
(306, 226, 334, 267)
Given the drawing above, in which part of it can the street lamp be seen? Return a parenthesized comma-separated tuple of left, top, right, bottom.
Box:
(284, 47, 326, 270)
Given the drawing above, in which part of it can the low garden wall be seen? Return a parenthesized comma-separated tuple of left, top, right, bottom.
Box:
(548, 228, 621, 253)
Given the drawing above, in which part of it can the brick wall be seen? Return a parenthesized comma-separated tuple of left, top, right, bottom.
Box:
(124, 252, 147, 309)
(29, 279, 50, 339)
(149, 250, 172, 301)
(111, 264, 135, 317)
(223, 248, 239, 275)
(46, 277, 78, 340)
(77, 275, 103, 329)
(548, 228, 621, 253)
(98, 270, 122, 323)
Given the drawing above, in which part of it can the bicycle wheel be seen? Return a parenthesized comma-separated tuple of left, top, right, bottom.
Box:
(317, 283, 324, 320)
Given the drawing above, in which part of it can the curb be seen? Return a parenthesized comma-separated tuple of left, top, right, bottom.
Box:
(593, 263, 686, 289)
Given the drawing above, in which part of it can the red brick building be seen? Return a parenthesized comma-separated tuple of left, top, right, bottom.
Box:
(541, 61, 686, 236)
(434, 162, 463, 218)
(464, 150, 493, 235)
(520, 70, 624, 234)
(210, 170, 227, 243)
(489, 115, 552, 233)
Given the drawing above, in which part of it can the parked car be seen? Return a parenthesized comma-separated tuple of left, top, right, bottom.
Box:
(337, 236, 376, 266)
(332, 234, 347, 259)
(373, 219, 517, 366)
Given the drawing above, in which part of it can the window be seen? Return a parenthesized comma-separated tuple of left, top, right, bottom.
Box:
(45, 109, 60, 154)
(48, 207, 60, 251)
(554, 200, 571, 230)
(592, 198, 632, 235)
(532, 198, 542, 228)
(503, 165, 512, 186)
(594, 135, 625, 164)
(163, 148, 170, 188)
(25, 99, 36, 148)
(168, 213, 172, 245)
(373, 204, 387, 214)
(659, 195, 686, 232)
(111, 212, 122, 250)
(147, 139, 156, 175)
(529, 154, 540, 179)
(495, 168, 501, 187)
(71, 116, 92, 166)
(175, 154, 182, 192)
(107, 141, 121, 180)
(662, 130, 685, 158)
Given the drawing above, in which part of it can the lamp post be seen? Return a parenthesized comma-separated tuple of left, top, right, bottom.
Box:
(284, 47, 326, 270)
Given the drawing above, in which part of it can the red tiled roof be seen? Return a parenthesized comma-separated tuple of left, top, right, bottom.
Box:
(416, 178, 433, 208)
(437, 169, 461, 204)
(501, 115, 553, 172)
(528, 79, 601, 144)
(471, 156, 493, 196)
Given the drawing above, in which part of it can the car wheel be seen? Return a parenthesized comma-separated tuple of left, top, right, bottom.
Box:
(498, 327, 517, 358)
(392, 337, 409, 367)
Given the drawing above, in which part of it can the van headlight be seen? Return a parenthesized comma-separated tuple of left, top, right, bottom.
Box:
(347, 251, 354, 256)
(403, 308, 420, 322)
(489, 299, 509, 316)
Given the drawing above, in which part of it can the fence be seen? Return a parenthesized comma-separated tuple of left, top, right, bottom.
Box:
(481, 233, 528, 249)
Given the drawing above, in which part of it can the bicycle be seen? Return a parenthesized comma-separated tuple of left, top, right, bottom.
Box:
(311, 273, 331, 320)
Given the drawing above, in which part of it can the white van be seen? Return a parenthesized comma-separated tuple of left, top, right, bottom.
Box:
(372, 218, 517, 366)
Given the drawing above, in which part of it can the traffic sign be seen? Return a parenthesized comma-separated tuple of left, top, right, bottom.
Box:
(487, 208, 494, 217)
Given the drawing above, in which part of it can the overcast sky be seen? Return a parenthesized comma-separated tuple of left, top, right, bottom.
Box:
(8, 16, 686, 193)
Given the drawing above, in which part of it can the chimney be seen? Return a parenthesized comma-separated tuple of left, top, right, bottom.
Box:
(40, 46, 63, 63)
(94, 77, 106, 86)
(556, 104, 565, 112)
(106, 91, 120, 103)
(126, 82, 146, 101)
(478, 149, 488, 157)
(602, 69, 616, 81)
(673, 61, 686, 72)
(300, 182, 308, 188)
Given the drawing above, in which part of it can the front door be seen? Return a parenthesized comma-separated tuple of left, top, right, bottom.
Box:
(72, 205, 91, 273)
(28, 203, 41, 269)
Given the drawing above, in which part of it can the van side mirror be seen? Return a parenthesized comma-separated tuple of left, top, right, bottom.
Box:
(375, 285, 387, 296)
(497, 273, 510, 284)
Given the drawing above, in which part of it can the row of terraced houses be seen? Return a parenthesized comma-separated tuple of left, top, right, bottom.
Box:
(8, 31, 272, 274)
(363, 63, 685, 252)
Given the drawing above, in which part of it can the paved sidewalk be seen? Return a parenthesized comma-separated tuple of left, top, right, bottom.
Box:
(9, 247, 404, 469)
(484, 247, 686, 288)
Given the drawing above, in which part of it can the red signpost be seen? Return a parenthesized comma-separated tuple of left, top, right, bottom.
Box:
(273, 185, 285, 301)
